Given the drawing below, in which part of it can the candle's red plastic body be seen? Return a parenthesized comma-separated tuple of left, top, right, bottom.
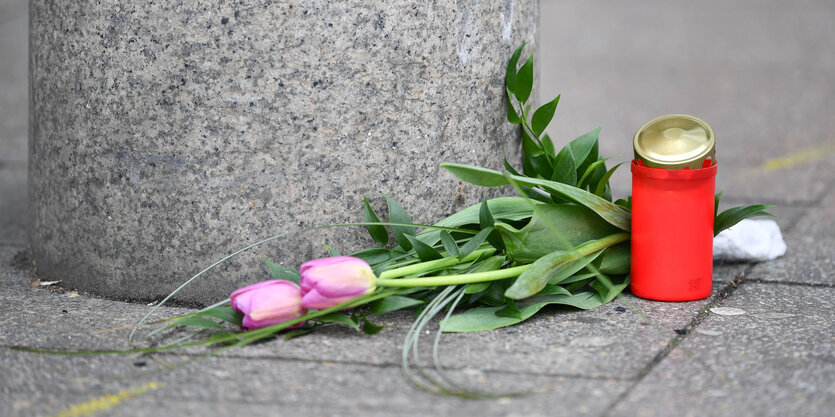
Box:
(630, 160, 717, 301)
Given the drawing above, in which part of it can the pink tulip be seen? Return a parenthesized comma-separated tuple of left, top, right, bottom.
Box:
(230, 280, 307, 329)
(299, 256, 376, 310)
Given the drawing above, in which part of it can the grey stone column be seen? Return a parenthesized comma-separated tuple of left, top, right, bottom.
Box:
(29, 0, 538, 304)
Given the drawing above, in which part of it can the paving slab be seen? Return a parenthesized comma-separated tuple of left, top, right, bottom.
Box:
(749, 187, 834, 286)
(1, 238, 748, 376)
(2, 349, 629, 417)
(207, 292, 710, 380)
(0, 286, 194, 352)
(608, 282, 835, 417)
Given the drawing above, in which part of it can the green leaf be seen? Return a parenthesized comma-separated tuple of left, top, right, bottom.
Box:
(522, 153, 537, 177)
(506, 90, 522, 124)
(587, 162, 612, 201)
(459, 227, 493, 259)
(577, 158, 610, 189)
(520, 135, 541, 178)
(350, 248, 392, 266)
(541, 134, 557, 158)
(369, 295, 424, 314)
(495, 204, 620, 263)
(598, 243, 630, 275)
(509, 174, 630, 231)
(465, 282, 491, 295)
(614, 196, 631, 210)
(479, 197, 506, 251)
(441, 291, 603, 332)
(590, 274, 629, 304)
(441, 163, 508, 187)
(265, 259, 301, 284)
(505, 43, 526, 93)
(521, 130, 553, 179)
(594, 162, 624, 197)
(475, 279, 513, 306)
(504, 156, 521, 176)
(210, 330, 240, 345)
(568, 127, 601, 171)
(550, 145, 577, 185)
(361, 318, 385, 335)
(561, 271, 599, 285)
(539, 284, 573, 296)
(714, 204, 776, 236)
(442, 164, 631, 231)
(363, 196, 389, 246)
(521, 128, 543, 157)
(318, 312, 360, 331)
(462, 255, 507, 294)
(479, 196, 495, 230)
(384, 194, 417, 251)
(405, 235, 444, 261)
(506, 248, 605, 299)
(439, 231, 459, 257)
(195, 306, 244, 326)
(531, 95, 560, 138)
(416, 197, 539, 248)
(514, 53, 534, 104)
(495, 299, 523, 319)
(323, 243, 340, 257)
(172, 316, 222, 330)
(284, 328, 313, 341)
(714, 191, 723, 217)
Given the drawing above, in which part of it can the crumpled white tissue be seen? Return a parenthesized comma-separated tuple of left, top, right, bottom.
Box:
(713, 219, 787, 262)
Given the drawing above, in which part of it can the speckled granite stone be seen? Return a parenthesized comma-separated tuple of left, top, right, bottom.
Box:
(29, 0, 537, 303)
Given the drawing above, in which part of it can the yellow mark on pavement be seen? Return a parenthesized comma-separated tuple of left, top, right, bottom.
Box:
(755, 143, 835, 171)
(51, 381, 163, 417)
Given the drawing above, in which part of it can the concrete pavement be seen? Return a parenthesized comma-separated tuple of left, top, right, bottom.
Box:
(2, 0, 833, 416)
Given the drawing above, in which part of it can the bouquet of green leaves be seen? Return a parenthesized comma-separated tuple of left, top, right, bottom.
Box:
(16, 43, 773, 397)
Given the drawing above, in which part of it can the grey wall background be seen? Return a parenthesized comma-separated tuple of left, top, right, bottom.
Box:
(3, 0, 834, 303)
(0, 0, 28, 246)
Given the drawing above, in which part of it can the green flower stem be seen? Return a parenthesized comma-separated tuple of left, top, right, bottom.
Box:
(376, 264, 529, 288)
(554, 232, 629, 265)
(377, 232, 629, 289)
(377, 248, 495, 280)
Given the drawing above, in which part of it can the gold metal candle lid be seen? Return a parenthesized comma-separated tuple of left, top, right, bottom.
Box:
(633, 114, 715, 169)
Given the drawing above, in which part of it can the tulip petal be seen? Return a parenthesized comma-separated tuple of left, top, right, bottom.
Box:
(301, 289, 360, 311)
(298, 256, 377, 310)
(229, 280, 307, 329)
(304, 263, 375, 297)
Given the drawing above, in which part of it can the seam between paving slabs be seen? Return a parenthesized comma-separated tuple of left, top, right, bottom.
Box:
(748, 279, 834, 288)
(151, 351, 633, 382)
(598, 264, 755, 417)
